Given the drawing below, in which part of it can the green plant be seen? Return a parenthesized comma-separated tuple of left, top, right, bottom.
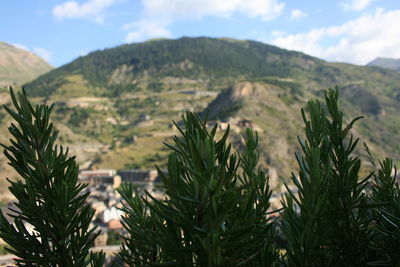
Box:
(147, 82, 163, 92)
(282, 88, 376, 266)
(323, 89, 374, 266)
(371, 158, 400, 265)
(1, 86, 399, 266)
(68, 107, 90, 128)
(281, 96, 331, 266)
(118, 113, 278, 266)
(0, 88, 104, 266)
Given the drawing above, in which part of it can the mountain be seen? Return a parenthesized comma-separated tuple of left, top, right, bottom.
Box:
(24, 37, 318, 98)
(367, 57, 400, 71)
(1, 37, 399, 190)
(0, 43, 52, 193)
(0, 42, 53, 86)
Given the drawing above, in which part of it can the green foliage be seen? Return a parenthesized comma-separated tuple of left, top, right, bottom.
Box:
(281, 99, 331, 266)
(24, 37, 313, 97)
(147, 82, 163, 93)
(115, 97, 158, 117)
(344, 85, 382, 115)
(282, 88, 376, 266)
(68, 107, 91, 128)
(256, 77, 303, 97)
(1, 86, 399, 266)
(118, 113, 278, 266)
(0, 88, 104, 266)
(18, 37, 400, 171)
(389, 87, 400, 101)
(210, 104, 242, 121)
(104, 84, 138, 97)
(371, 159, 400, 265)
(323, 89, 374, 265)
(88, 251, 106, 267)
(116, 89, 400, 266)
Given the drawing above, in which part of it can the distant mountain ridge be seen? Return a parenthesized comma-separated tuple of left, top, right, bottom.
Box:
(367, 57, 400, 71)
(0, 37, 398, 189)
(0, 42, 52, 86)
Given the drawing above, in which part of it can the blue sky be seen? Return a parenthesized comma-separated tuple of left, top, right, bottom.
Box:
(2, 0, 399, 67)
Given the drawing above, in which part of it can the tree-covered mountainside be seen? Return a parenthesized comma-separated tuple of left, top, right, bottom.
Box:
(368, 57, 400, 71)
(0, 42, 52, 86)
(0, 37, 398, 190)
(24, 37, 318, 97)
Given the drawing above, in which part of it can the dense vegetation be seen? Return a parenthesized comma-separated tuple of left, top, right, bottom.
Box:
(24, 38, 316, 97)
(15, 37, 400, 181)
(1, 87, 399, 266)
(0, 89, 104, 266)
(23, 37, 400, 100)
(282, 89, 373, 266)
(118, 115, 278, 266)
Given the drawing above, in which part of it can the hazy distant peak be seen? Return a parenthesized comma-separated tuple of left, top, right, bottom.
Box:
(367, 57, 400, 71)
(0, 41, 53, 86)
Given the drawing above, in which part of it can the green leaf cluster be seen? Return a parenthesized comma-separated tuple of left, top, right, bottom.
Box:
(371, 159, 400, 265)
(281, 88, 400, 266)
(118, 113, 278, 266)
(1, 86, 400, 267)
(0, 89, 104, 266)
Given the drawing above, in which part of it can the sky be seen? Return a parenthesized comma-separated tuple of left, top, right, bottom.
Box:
(1, 0, 400, 67)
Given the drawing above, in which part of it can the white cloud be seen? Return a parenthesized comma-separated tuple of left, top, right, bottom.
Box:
(271, 30, 286, 37)
(124, 0, 285, 43)
(124, 19, 172, 43)
(12, 43, 29, 51)
(10, 44, 52, 63)
(290, 9, 308, 20)
(142, 0, 285, 21)
(272, 8, 400, 65)
(33, 48, 52, 62)
(52, 0, 118, 23)
(79, 50, 89, 57)
(342, 0, 375, 11)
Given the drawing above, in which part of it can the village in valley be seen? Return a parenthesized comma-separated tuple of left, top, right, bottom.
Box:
(1, 0, 400, 263)
(0, 98, 399, 264)
(0, 115, 285, 265)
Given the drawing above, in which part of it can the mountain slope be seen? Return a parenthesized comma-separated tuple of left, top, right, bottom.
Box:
(0, 42, 52, 86)
(24, 37, 317, 97)
(367, 57, 400, 71)
(0, 37, 397, 189)
(204, 78, 400, 182)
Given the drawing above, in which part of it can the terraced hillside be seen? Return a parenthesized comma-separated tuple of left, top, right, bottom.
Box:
(1, 37, 399, 191)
